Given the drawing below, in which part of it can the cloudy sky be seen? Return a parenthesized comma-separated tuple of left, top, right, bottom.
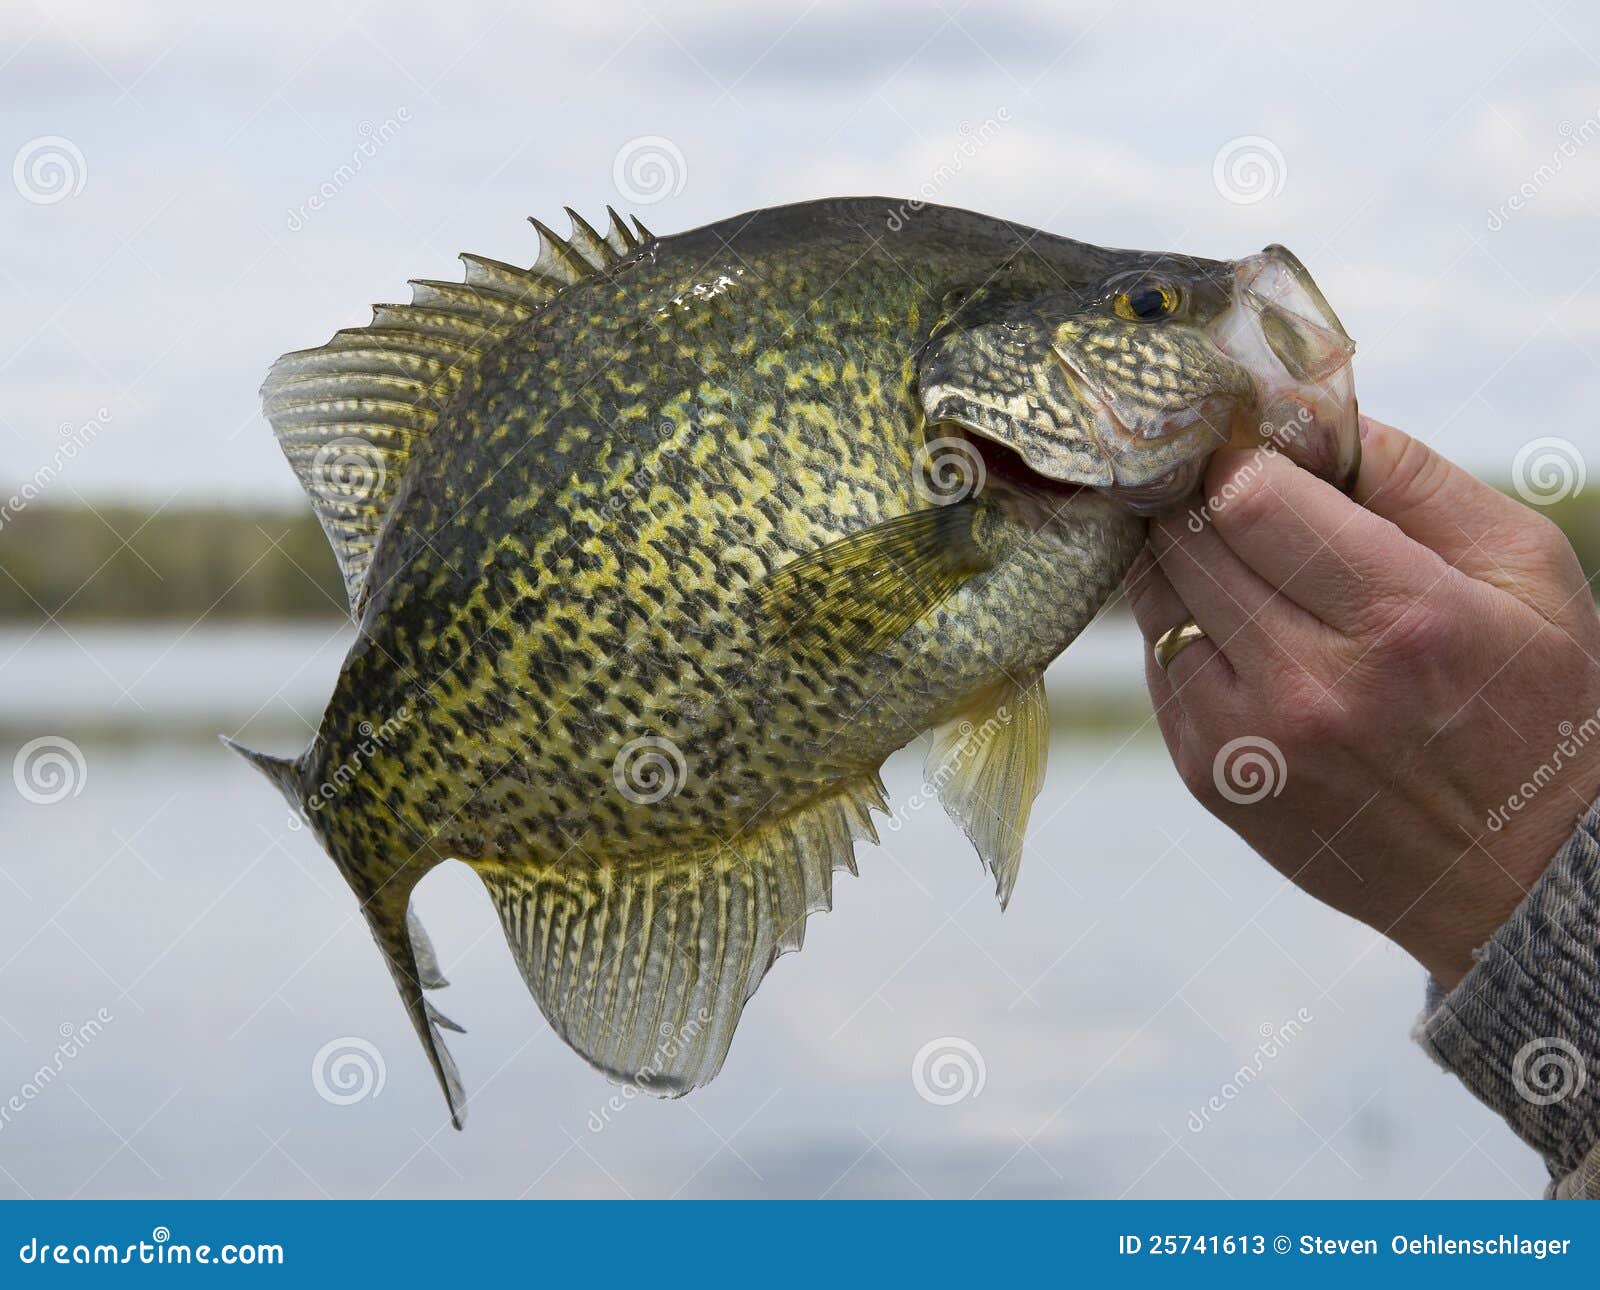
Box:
(3, 0, 1598, 506)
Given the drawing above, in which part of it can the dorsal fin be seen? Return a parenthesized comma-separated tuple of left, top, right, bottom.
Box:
(260, 207, 654, 615)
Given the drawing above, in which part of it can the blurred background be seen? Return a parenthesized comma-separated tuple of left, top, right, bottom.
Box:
(2, 0, 1596, 1199)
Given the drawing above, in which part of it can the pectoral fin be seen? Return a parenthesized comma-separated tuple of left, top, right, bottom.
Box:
(755, 502, 991, 661)
(927, 671, 1049, 908)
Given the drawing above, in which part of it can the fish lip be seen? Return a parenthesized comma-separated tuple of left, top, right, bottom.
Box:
(1257, 243, 1353, 344)
(1233, 251, 1357, 383)
(1052, 341, 1231, 449)
(952, 424, 1086, 504)
(1050, 343, 1128, 448)
(1221, 248, 1362, 495)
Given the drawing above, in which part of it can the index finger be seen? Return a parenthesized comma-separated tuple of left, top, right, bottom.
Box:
(1200, 442, 1454, 637)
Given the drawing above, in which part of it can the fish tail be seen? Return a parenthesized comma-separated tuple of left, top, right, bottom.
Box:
(219, 734, 304, 811)
(358, 879, 469, 1130)
(221, 733, 468, 1128)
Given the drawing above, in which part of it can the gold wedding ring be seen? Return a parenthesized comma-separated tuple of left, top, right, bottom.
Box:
(1153, 619, 1208, 671)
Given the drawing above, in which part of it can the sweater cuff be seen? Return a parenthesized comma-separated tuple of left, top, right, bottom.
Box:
(1414, 794, 1600, 1178)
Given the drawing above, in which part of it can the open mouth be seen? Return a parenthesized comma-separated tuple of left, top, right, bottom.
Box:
(964, 429, 1085, 501)
(1215, 247, 1360, 493)
(915, 244, 1359, 518)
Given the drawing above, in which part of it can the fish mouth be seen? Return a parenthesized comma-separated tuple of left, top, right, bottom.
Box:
(1049, 346, 1236, 515)
(921, 244, 1359, 518)
(1213, 246, 1360, 493)
(962, 428, 1085, 504)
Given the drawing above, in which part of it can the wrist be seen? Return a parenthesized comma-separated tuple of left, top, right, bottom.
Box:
(1413, 792, 1600, 1176)
(1400, 780, 1600, 991)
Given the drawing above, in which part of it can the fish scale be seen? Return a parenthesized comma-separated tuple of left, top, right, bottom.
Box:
(227, 196, 1358, 1124)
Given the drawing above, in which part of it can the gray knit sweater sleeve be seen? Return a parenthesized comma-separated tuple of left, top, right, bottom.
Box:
(1414, 794, 1600, 1199)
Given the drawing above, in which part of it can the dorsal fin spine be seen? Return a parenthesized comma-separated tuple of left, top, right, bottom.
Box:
(528, 216, 592, 282)
(604, 206, 639, 255)
(261, 207, 652, 616)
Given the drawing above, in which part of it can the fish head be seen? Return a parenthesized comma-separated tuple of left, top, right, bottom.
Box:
(919, 244, 1358, 513)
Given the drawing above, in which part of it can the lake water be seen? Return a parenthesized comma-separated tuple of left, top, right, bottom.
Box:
(0, 621, 1547, 1198)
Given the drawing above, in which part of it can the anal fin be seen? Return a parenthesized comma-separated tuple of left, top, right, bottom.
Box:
(474, 776, 885, 1094)
(927, 672, 1048, 908)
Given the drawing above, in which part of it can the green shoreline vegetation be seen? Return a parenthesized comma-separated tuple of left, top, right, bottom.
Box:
(1, 487, 1595, 623)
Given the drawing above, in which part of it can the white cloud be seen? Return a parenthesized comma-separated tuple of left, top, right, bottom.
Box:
(3, 0, 1599, 501)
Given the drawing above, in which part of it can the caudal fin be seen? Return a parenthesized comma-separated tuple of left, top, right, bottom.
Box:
(367, 890, 469, 1129)
(221, 733, 469, 1128)
(219, 734, 303, 810)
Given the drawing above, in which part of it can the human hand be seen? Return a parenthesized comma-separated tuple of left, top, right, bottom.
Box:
(1126, 416, 1600, 989)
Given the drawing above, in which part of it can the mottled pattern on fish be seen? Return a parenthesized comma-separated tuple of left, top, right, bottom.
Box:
(230, 196, 1356, 1123)
(327, 204, 1140, 865)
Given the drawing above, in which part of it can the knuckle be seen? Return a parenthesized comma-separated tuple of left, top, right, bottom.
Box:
(1369, 597, 1455, 670)
(1526, 511, 1577, 566)
(1177, 748, 1223, 806)
(1210, 469, 1277, 539)
(1340, 537, 1451, 646)
(1382, 433, 1452, 514)
(1276, 672, 1348, 746)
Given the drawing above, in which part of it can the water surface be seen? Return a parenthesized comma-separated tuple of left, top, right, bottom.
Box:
(0, 624, 1545, 1198)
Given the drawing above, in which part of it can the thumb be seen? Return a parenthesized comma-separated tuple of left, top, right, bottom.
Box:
(1354, 416, 1570, 605)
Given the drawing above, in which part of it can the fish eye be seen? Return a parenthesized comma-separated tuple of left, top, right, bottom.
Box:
(1113, 282, 1179, 323)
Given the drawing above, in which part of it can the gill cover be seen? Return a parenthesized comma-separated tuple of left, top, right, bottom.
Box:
(918, 291, 1116, 487)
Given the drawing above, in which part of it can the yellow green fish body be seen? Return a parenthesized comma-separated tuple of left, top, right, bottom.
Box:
(230, 197, 1357, 1123)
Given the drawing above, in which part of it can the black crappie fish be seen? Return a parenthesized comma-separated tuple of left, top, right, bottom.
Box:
(228, 197, 1358, 1125)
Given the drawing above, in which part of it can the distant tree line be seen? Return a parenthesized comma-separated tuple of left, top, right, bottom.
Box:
(0, 491, 1595, 622)
(0, 505, 344, 620)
